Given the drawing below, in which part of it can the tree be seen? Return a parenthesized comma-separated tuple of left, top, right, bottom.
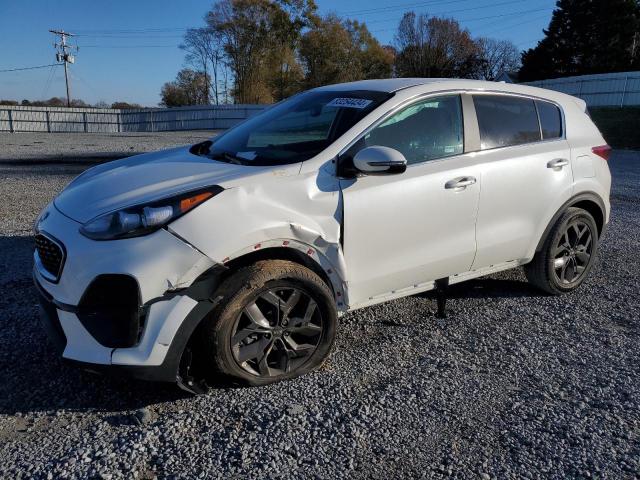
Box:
(180, 28, 214, 104)
(299, 15, 393, 88)
(300, 15, 355, 88)
(394, 13, 482, 78)
(476, 37, 520, 81)
(111, 101, 143, 109)
(264, 0, 315, 100)
(345, 21, 395, 80)
(160, 69, 210, 107)
(519, 0, 640, 81)
(206, 0, 316, 103)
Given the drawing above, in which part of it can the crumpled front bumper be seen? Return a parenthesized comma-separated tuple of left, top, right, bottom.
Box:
(35, 277, 216, 384)
(33, 202, 221, 384)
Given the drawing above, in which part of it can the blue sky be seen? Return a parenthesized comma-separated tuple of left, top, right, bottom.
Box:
(0, 0, 557, 106)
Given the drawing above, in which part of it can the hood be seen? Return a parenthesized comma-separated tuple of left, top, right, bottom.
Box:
(54, 146, 274, 223)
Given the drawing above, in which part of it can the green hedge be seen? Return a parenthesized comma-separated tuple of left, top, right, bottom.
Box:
(588, 107, 640, 150)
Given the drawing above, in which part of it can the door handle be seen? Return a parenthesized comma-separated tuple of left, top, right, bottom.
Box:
(445, 176, 477, 190)
(547, 158, 569, 169)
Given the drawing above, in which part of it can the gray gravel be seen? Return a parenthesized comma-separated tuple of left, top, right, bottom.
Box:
(0, 131, 215, 164)
(0, 143, 638, 479)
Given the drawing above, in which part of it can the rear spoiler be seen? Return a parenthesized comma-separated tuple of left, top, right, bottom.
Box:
(571, 96, 588, 112)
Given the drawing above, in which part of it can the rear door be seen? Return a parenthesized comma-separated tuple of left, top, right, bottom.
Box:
(470, 94, 573, 269)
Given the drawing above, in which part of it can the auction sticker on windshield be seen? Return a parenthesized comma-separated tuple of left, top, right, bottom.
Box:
(326, 98, 373, 109)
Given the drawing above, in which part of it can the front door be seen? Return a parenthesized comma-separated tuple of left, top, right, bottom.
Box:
(339, 94, 481, 307)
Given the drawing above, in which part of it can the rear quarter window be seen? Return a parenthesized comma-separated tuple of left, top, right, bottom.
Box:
(473, 95, 541, 150)
(535, 100, 563, 139)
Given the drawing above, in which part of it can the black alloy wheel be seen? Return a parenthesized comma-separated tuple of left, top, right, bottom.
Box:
(230, 286, 324, 377)
(552, 218, 594, 285)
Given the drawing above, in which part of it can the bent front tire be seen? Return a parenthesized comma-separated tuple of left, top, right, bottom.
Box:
(525, 207, 599, 295)
(198, 260, 337, 386)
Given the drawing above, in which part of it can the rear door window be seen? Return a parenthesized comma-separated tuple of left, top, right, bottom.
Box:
(473, 95, 541, 150)
(535, 100, 563, 140)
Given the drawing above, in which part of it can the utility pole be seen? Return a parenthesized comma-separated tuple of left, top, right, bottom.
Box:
(50, 29, 77, 107)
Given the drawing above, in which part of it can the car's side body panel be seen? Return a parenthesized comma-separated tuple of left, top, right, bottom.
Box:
(340, 154, 481, 308)
(471, 139, 574, 268)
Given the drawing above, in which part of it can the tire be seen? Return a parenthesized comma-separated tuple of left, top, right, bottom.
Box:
(525, 207, 599, 295)
(195, 260, 337, 386)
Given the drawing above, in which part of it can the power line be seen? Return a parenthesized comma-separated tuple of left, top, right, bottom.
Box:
(66, 0, 553, 33)
(0, 63, 61, 73)
(477, 12, 550, 36)
(340, 0, 543, 17)
(40, 64, 58, 100)
(362, 0, 533, 26)
(75, 34, 186, 38)
(71, 27, 190, 34)
(371, 6, 553, 32)
(79, 44, 179, 48)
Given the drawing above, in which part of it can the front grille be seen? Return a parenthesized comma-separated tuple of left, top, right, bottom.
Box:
(35, 233, 65, 280)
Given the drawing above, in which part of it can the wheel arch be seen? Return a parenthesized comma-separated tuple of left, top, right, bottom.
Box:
(535, 192, 606, 252)
(221, 246, 339, 299)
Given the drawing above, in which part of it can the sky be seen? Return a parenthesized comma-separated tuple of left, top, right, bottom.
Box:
(0, 0, 557, 107)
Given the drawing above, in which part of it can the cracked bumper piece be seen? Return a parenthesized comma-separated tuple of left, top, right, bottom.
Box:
(33, 204, 222, 383)
(36, 276, 218, 383)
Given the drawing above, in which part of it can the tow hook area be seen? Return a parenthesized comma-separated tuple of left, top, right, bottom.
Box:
(177, 345, 208, 395)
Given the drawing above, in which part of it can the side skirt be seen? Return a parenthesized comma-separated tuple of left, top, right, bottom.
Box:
(347, 259, 525, 311)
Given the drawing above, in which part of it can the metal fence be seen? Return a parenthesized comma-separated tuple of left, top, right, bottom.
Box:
(0, 104, 268, 133)
(523, 71, 640, 107)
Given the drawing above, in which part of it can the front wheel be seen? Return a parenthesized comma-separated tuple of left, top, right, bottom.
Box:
(196, 260, 337, 386)
(525, 207, 599, 295)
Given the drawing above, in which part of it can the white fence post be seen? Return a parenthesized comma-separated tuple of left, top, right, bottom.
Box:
(621, 75, 629, 108)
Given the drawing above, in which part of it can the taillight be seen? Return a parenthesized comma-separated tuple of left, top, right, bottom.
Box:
(592, 145, 611, 161)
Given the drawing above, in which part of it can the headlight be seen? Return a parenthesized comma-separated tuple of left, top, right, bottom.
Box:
(79, 186, 223, 240)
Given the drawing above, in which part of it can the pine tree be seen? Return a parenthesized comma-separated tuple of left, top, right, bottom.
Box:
(519, 0, 640, 81)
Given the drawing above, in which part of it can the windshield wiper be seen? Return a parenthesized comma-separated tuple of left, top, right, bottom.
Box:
(190, 142, 248, 165)
(189, 140, 212, 156)
(209, 150, 248, 165)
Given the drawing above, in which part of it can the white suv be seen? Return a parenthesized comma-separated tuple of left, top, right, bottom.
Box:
(34, 79, 611, 392)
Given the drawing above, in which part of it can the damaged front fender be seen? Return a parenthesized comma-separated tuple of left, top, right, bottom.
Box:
(168, 167, 348, 308)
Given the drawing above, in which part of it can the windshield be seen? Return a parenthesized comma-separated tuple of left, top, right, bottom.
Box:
(195, 90, 393, 166)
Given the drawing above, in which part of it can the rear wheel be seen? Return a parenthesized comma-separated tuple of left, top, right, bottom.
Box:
(196, 260, 337, 386)
(525, 207, 599, 295)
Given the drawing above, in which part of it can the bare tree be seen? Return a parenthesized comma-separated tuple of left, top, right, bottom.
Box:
(476, 37, 520, 80)
(394, 12, 482, 78)
(180, 28, 213, 104)
(206, 0, 273, 103)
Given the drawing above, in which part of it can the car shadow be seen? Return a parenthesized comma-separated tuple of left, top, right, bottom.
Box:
(416, 277, 544, 301)
(0, 235, 190, 416)
(0, 234, 543, 415)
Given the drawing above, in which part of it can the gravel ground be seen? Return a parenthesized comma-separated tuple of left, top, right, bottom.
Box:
(0, 145, 638, 479)
(0, 131, 215, 164)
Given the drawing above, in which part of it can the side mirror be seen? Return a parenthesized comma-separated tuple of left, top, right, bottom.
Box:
(352, 146, 407, 175)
